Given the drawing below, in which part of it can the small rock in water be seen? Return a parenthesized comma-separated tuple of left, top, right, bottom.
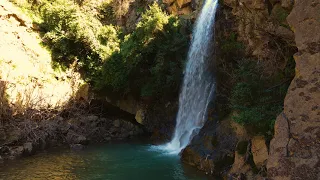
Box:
(70, 144, 85, 151)
(9, 146, 24, 159)
(23, 142, 34, 155)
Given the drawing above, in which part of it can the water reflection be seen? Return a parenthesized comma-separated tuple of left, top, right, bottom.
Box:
(0, 144, 215, 180)
(0, 150, 84, 180)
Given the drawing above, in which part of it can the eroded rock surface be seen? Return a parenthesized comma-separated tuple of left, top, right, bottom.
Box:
(0, 115, 144, 162)
(251, 136, 268, 169)
(223, 0, 296, 74)
(267, 0, 320, 179)
(181, 119, 238, 175)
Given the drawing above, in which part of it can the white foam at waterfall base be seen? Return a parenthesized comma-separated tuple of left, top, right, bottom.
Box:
(161, 0, 218, 154)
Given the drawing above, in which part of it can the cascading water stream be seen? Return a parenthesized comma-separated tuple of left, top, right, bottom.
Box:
(164, 0, 218, 153)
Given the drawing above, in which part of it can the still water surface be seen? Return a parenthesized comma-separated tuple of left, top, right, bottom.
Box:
(0, 143, 215, 180)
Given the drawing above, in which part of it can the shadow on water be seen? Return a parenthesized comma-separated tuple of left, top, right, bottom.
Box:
(0, 143, 218, 180)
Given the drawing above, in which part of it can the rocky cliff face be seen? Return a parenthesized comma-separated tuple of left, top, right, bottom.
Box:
(181, 0, 319, 179)
(267, 0, 320, 179)
(224, 0, 296, 74)
(163, 0, 199, 16)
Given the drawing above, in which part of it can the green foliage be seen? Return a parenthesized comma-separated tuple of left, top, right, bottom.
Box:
(230, 59, 291, 136)
(14, 0, 187, 100)
(136, 7, 145, 14)
(98, 3, 188, 98)
(40, 0, 120, 81)
(271, 4, 290, 29)
(221, 32, 244, 57)
(98, 1, 116, 24)
(272, 5, 289, 23)
(110, 0, 134, 19)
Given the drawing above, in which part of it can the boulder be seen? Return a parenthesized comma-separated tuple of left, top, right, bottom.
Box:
(181, 146, 218, 175)
(229, 152, 251, 174)
(106, 95, 139, 115)
(181, 119, 238, 174)
(66, 131, 88, 145)
(251, 136, 268, 168)
(176, 0, 192, 8)
(165, 0, 194, 15)
(23, 142, 34, 155)
(163, 0, 175, 4)
(281, 0, 293, 9)
(9, 146, 24, 159)
(113, 119, 121, 128)
(135, 109, 145, 124)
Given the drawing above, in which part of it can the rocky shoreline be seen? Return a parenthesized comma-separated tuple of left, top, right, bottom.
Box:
(0, 114, 144, 163)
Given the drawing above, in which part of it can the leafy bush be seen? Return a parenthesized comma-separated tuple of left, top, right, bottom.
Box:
(110, 0, 134, 19)
(221, 32, 244, 55)
(98, 3, 188, 99)
(14, 0, 188, 100)
(230, 59, 292, 136)
(98, 1, 116, 25)
(40, 0, 120, 81)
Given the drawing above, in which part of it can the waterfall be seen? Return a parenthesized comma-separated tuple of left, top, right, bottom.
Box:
(165, 0, 218, 153)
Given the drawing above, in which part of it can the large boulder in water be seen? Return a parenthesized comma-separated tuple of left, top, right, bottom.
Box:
(181, 119, 238, 175)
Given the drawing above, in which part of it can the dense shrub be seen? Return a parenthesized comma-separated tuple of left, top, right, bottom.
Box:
(110, 0, 134, 19)
(220, 32, 244, 58)
(230, 59, 294, 136)
(40, 0, 120, 81)
(98, 1, 116, 25)
(97, 3, 189, 99)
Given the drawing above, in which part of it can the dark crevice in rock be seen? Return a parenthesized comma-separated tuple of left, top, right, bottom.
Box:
(281, 112, 291, 157)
